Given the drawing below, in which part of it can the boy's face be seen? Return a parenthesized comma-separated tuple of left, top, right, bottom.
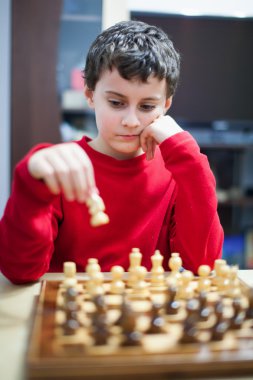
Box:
(85, 68, 171, 160)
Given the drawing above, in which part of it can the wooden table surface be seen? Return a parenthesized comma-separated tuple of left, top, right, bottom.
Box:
(0, 270, 253, 380)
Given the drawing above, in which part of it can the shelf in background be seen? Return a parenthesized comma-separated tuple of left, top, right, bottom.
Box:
(218, 197, 253, 207)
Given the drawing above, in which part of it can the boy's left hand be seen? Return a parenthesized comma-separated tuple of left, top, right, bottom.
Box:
(140, 115, 183, 160)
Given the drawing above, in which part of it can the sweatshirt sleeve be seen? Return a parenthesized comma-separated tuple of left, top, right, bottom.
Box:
(0, 145, 63, 284)
(159, 131, 224, 273)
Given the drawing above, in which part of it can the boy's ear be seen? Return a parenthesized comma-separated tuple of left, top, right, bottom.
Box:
(164, 96, 173, 114)
(84, 85, 94, 109)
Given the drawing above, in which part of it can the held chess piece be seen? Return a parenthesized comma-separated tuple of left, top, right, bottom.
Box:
(86, 192, 109, 227)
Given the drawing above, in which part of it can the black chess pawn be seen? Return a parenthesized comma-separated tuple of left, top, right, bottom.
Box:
(91, 293, 109, 345)
(63, 286, 80, 335)
(146, 302, 165, 334)
(64, 286, 79, 304)
(93, 294, 107, 315)
(91, 312, 110, 345)
(210, 299, 229, 341)
(63, 317, 80, 335)
(230, 297, 246, 330)
(198, 291, 211, 322)
(165, 284, 180, 315)
(180, 299, 199, 344)
(120, 302, 142, 346)
(115, 293, 128, 327)
(246, 287, 253, 320)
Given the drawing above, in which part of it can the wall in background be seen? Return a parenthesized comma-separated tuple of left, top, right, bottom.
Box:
(127, 0, 253, 17)
(102, 0, 129, 29)
(0, 0, 11, 217)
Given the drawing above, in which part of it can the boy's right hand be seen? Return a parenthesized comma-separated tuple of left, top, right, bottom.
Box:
(28, 143, 96, 203)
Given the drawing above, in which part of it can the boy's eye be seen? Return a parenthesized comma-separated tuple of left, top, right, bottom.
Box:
(140, 104, 156, 111)
(108, 100, 125, 108)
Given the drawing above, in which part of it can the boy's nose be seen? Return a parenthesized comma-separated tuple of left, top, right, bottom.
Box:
(121, 111, 140, 128)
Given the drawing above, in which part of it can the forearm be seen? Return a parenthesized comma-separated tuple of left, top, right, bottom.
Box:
(160, 132, 224, 273)
(0, 147, 61, 284)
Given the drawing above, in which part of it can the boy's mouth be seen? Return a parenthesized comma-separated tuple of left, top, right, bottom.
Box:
(118, 134, 139, 138)
(118, 135, 139, 141)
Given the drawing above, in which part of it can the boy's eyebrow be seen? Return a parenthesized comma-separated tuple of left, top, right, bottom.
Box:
(105, 91, 162, 101)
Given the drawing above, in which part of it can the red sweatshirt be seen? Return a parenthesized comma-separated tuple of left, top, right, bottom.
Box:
(0, 132, 223, 283)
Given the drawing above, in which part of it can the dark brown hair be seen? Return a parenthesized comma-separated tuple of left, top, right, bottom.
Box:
(84, 20, 180, 97)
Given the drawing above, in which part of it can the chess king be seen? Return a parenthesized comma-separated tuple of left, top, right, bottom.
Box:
(0, 20, 223, 283)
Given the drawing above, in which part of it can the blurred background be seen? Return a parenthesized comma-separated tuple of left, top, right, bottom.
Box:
(1, 0, 253, 267)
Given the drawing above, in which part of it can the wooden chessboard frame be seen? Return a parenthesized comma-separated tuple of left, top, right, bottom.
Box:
(26, 278, 253, 380)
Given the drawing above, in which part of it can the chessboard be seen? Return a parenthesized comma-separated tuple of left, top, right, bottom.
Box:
(26, 250, 253, 380)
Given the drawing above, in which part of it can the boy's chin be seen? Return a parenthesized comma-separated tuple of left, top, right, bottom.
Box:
(114, 147, 144, 160)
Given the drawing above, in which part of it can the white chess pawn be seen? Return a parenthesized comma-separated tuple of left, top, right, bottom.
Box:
(217, 264, 230, 294)
(131, 265, 149, 297)
(127, 248, 142, 287)
(213, 259, 227, 286)
(85, 258, 102, 294)
(197, 265, 211, 293)
(85, 258, 101, 276)
(110, 265, 125, 294)
(177, 270, 194, 300)
(63, 261, 77, 288)
(167, 252, 182, 285)
(150, 250, 165, 287)
(227, 265, 241, 298)
(88, 271, 105, 296)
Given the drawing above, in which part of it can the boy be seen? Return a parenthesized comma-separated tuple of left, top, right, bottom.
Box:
(0, 20, 223, 284)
